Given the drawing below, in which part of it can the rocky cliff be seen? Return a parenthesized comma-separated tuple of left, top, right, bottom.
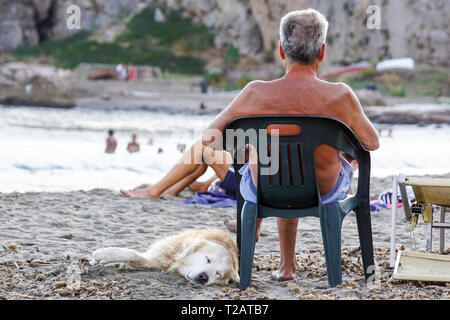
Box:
(1, 0, 448, 68)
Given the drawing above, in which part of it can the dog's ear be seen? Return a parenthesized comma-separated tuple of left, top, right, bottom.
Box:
(175, 239, 203, 261)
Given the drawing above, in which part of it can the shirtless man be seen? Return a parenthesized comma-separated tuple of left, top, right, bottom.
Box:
(127, 134, 140, 153)
(201, 9, 379, 281)
(122, 9, 379, 281)
(105, 130, 117, 154)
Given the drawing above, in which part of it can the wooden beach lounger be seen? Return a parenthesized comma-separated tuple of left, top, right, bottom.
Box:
(393, 250, 450, 282)
(390, 175, 450, 268)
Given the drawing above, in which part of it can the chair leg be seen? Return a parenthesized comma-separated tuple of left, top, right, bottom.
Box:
(239, 201, 258, 289)
(320, 203, 344, 287)
(236, 198, 244, 256)
(439, 206, 445, 253)
(355, 201, 376, 284)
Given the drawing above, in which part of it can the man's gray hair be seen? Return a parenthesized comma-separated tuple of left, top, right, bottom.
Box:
(279, 9, 329, 65)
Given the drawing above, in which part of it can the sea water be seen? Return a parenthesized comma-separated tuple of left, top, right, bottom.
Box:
(0, 105, 449, 193)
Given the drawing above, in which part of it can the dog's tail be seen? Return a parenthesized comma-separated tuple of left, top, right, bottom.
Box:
(92, 247, 153, 268)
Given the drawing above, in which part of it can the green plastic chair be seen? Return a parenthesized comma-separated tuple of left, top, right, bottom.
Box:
(223, 115, 375, 289)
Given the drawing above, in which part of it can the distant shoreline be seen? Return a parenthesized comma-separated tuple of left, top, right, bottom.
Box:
(2, 94, 450, 125)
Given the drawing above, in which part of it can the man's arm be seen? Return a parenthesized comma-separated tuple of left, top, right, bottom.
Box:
(202, 82, 257, 146)
(344, 86, 380, 151)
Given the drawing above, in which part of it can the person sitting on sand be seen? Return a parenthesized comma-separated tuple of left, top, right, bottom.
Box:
(121, 140, 234, 199)
(105, 129, 117, 154)
(122, 9, 379, 282)
(127, 134, 140, 153)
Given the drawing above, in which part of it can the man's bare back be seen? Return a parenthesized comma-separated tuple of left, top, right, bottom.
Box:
(205, 64, 379, 194)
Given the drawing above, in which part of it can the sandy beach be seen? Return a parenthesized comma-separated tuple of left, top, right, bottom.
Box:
(1, 0, 449, 304)
(1, 176, 449, 300)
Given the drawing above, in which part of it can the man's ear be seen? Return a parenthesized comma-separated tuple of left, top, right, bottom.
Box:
(318, 43, 326, 62)
(279, 41, 286, 61)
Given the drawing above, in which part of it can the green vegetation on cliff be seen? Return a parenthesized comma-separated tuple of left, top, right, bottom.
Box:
(117, 6, 214, 51)
(14, 6, 214, 74)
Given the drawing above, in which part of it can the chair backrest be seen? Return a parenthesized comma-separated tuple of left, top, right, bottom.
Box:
(223, 115, 371, 210)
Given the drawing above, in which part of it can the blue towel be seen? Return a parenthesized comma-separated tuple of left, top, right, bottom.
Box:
(184, 169, 237, 207)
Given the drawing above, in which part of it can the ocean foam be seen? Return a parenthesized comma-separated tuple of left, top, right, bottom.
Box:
(1, 105, 449, 192)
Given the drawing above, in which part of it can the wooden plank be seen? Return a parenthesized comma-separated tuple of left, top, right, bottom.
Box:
(393, 250, 450, 282)
(407, 178, 450, 187)
(410, 184, 450, 207)
(407, 177, 450, 206)
(399, 250, 450, 261)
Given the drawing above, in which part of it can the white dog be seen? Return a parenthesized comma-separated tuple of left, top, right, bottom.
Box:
(92, 228, 239, 286)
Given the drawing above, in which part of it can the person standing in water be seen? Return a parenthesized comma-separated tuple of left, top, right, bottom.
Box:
(127, 133, 140, 153)
(105, 130, 117, 154)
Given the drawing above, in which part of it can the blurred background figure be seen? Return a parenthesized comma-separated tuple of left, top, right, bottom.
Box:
(116, 62, 128, 81)
(148, 137, 154, 146)
(105, 129, 117, 154)
(177, 143, 186, 153)
(388, 128, 393, 138)
(128, 63, 138, 81)
(127, 133, 140, 153)
(200, 78, 208, 94)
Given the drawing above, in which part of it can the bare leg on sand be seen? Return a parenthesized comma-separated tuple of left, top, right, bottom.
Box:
(271, 217, 298, 281)
(120, 140, 232, 199)
(187, 174, 218, 193)
(162, 164, 207, 197)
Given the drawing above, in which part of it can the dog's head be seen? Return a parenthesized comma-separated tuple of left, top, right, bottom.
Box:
(173, 238, 239, 286)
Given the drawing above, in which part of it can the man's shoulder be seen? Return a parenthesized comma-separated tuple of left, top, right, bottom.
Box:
(241, 79, 278, 98)
(232, 80, 266, 104)
(320, 79, 352, 94)
(322, 81, 357, 105)
(243, 79, 268, 91)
